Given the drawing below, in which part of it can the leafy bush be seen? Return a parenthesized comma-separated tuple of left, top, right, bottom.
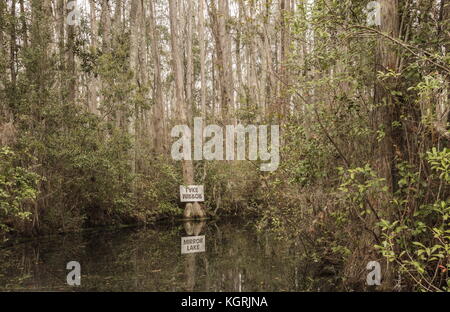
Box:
(0, 147, 40, 236)
(375, 148, 450, 291)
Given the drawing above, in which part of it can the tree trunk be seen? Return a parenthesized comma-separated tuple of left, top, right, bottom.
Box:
(129, 0, 140, 178)
(199, 0, 207, 117)
(279, 0, 291, 119)
(169, 0, 205, 219)
(88, 0, 100, 115)
(10, 0, 17, 88)
(186, 0, 194, 119)
(101, 0, 112, 51)
(374, 0, 400, 192)
(0, 1, 7, 119)
(235, 1, 243, 115)
(66, 2, 76, 105)
(149, 0, 165, 154)
(19, 0, 27, 49)
(209, 0, 233, 121)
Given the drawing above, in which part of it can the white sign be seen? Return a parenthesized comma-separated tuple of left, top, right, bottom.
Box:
(180, 185, 204, 202)
(181, 235, 206, 254)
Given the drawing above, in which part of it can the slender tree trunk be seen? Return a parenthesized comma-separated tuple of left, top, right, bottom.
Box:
(259, 1, 267, 119)
(186, 0, 194, 119)
(149, 0, 165, 154)
(0, 1, 7, 119)
(101, 0, 111, 51)
(242, 2, 258, 119)
(56, 0, 65, 104)
(89, 0, 99, 115)
(223, 0, 234, 119)
(113, 0, 122, 35)
(212, 53, 217, 119)
(19, 0, 27, 49)
(235, 1, 243, 116)
(66, 1, 76, 105)
(279, 0, 291, 118)
(209, 0, 233, 121)
(129, 0, 141, 178)
(433, 0, 450, 139)
(10, 0, 17, 88)
(136, 0, 147, 172)
(199, 0, 207, 117)
(263, 0, 275, 118)
(374, 0, 400, 192)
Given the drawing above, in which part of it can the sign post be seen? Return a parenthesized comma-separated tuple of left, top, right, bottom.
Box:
(180, 185, 204, 202)
(181, 235, 206, 254)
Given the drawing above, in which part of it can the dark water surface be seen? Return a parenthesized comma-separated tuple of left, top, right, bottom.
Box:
(0, 219, 343, 291)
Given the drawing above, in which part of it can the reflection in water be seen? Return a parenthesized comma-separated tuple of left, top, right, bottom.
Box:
(0, 219, 346, 291)
(183, 221, 205, 291)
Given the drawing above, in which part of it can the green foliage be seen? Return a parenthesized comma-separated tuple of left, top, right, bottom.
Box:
(338, 164, 387, 214)
(133, 156, 183, 221)
(201, 160, 261, 217)
(0, 147, 40, 235)
(281, 122, 330, 186)
(375, 149, 450, 291)
(427, 148, 450, 183)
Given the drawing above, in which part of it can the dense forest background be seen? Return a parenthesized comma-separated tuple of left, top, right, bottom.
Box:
(0, 0, 449, 291)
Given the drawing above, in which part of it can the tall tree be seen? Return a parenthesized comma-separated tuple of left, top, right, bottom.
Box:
(374, 0, 400, 192)
(129, 0, 142, 177)
(149, 0, 165, 154)
(88, 0, 99, 114)
(100, 0, 112, 51)
(169, 0, 206, 218)
(186, 0, 194, 119)
(19, 0, 27, 49)
(10, 0, 17, 88)
(209, 0, 234, 121)
(66, 0, 76, 105)
(198, 0, 207, 117)
(279, 0, 291, 119)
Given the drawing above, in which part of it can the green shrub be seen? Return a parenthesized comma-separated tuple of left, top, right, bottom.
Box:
(0, 147, 40, 237)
